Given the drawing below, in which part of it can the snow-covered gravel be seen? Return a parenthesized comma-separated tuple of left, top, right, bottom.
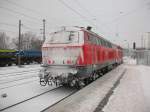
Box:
(0, 64, 77, 112)
(0, 64, 41, 75)
(2, 87, 76, 112)
(0, 64, 41, 90)
(0, 64, 45, 110)
(0, 77, 57, 111)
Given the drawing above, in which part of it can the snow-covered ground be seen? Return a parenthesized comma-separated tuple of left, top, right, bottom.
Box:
(2, 87, 76, 112)
(0, 64, 41, 90)
(44, 58, 150, 112)
(0, 64, 77, 112)
(103, 58, 150, 112)
(1, 59, 150, 112)
(44, 65, 126, 112)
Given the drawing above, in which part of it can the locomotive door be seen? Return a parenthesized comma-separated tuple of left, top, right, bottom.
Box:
(91, 45, 95, 68)
(91, 37, 98, 71)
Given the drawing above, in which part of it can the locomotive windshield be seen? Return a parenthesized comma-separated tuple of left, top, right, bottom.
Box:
(45, 31, 79, 44)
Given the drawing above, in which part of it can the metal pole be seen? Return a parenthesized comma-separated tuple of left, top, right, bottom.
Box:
(43, 19, 46, 43)
(148, 32, 150, 50)
(18, 20, 21, 66)
(141, 34, 143, 48)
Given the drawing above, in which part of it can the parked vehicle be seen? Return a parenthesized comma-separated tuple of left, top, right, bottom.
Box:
(0, 49, 42, 66)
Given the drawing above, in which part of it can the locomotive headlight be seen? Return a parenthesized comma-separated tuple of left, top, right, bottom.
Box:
(67, 59, 72, 64)
(63, 59, 76, 65)
(48, 59, 55, 64)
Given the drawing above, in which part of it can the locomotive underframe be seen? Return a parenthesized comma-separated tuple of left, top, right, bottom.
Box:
(39, 60, 121, 87)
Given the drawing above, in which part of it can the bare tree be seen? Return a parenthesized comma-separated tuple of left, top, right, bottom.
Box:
(13, 32, 42, 50)
(0, 32, 10, 49)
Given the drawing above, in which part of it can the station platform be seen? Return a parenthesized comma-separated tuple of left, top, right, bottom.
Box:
(44, 58, 150, 112)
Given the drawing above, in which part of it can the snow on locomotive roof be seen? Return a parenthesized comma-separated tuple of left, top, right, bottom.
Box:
(50, 26, 82, 33)
(47, 26, 121, 49)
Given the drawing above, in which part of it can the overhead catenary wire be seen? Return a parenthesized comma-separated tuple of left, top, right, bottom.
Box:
(0, 22, 18, 28)
(1, 1, 58, 34)
(3, 0, 55, 25)
(0, 6, 49, 35)
(102, 5, 146, 26)
(72, 0, 133, 38)
(0, 11, 41, 27)
(58, 0, 112, 37)
(0, 29, 18, 34)
(22, 24, 40, 31)
(0, 6, 41, 22)
(73, 0, 95, 18)
(4, 0, 43, 16)
(57, 0, 97, 27)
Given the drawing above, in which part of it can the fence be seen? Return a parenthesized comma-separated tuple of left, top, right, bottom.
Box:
(136, 50, 150, 65)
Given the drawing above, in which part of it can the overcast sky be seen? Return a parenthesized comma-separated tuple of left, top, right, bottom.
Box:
(0, 0, 150, 48)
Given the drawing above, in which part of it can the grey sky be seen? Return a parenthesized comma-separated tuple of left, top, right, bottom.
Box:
(0, 0, 150, 48)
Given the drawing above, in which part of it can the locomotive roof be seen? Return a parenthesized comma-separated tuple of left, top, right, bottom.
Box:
(48, 26, 122, 49)
(80, 27, 120, 48)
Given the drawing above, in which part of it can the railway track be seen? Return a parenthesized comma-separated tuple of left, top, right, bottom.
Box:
(0, 69, 40, 76)
(0, 70, 39, 78)
(0, 66, 40, 87)
(0, 65, 41, 90)
(0, 65, 77, 112)
(0, 78, 38, 90)
(0, 86, 77, 112)
(0, 74, 38, 85)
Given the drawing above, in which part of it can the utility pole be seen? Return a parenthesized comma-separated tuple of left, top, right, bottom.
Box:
(43, 19, 46, 43)
(148, 32, 150, 50)
(18, 20, 21, 66)
(141, 34, 143, 48)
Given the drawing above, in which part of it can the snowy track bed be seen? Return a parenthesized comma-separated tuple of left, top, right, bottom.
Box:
(0, 65, 41, 89)
(0, 64, 127, 112)
(0, 86, 77, 112)
(0, 64, 77, 112)
(0, 65, 41, 74)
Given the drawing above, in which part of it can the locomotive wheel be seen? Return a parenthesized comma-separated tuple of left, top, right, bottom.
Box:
(92, 72, 99, 81)
(62, 83, 70, 87)
(98, 72, 103, 77)
(8, 63, 12, 66)
(40, 78, 47, 86)
(75, 80, 85, 89)
(84, 78, 90, 85)
(48, 80, 52, 85)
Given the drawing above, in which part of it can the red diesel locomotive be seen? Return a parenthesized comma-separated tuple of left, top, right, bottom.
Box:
(39, 26, 123, 87)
